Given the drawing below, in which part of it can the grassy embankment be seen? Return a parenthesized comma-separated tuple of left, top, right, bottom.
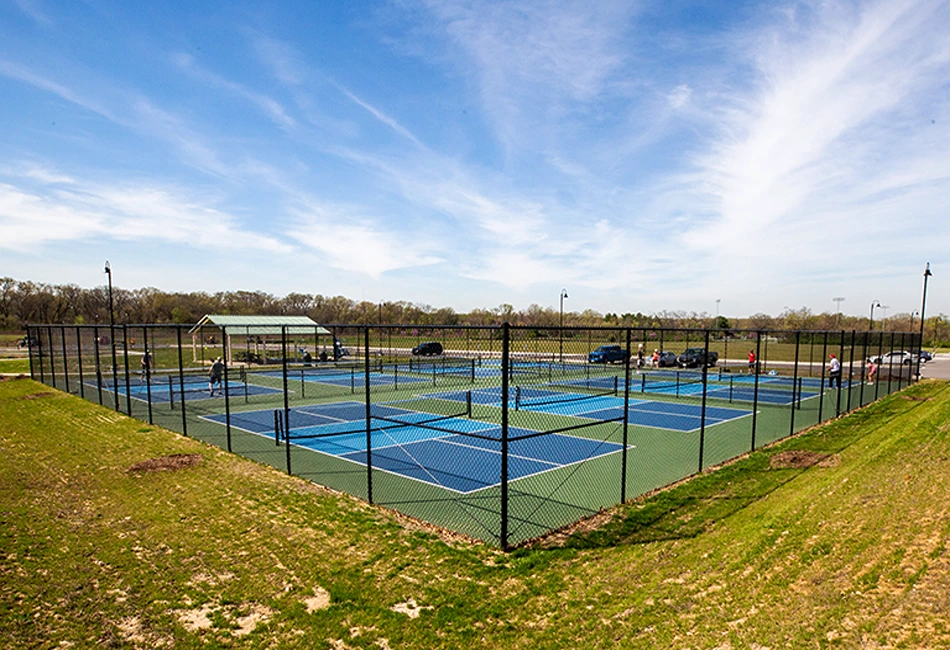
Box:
(2, 376, 950, 647)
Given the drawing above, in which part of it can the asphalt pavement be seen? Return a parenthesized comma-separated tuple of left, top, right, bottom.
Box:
(919, 354, 950, 380)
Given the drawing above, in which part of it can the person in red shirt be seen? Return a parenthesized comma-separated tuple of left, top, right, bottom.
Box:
(748, 350, 756, 374)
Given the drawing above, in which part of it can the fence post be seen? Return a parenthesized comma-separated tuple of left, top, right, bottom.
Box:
(122, 325, 132, 415)
(223, 326, 232, 453)
(177, 326, 188, 436)
(751, 331, 761, 451)
(281, 326, 291, 475)
(365, 327, 373, 504)
(698, 329, 710, 473)
(621, 328, 631, 504)
(500, 322, 510, 551)
(789, 331, 800, 437)
(846, 330, 856, 412)
(75, 326, 85, 399)
(60, 326, 70, 394)
(93, 325, 102, 405)
(142, 327, 153, 424)
(47, 327, 56, 389)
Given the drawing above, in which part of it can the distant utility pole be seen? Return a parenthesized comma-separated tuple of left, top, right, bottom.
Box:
(833, 297, 845, 327)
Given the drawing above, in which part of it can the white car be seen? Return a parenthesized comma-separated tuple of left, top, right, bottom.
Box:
(868, 350, 917, 366)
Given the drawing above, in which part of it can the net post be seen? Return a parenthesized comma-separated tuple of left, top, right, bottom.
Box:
(698, 329, 710, 473)
(301, 368, 305, 399)
(471, 358, 476, 383)
(274, 409, 281, 446)
(176, 326, 187, 436)
(515, 385, 521, 411)
(364, 327, 373, 505)
(466, 390, 472, 418)
(640, 373, 645, 393)
(729, 375, 734, 403)
(500, 321, 510, 551)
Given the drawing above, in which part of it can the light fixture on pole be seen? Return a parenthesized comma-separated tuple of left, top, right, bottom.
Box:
(559, 288, 569, 362)
(911, 311, 920, 330)
(833, 297, 845, 328)
(104, 261, 118, 410)
(917, 263, 932, 377)
(869, 300, 880, 331)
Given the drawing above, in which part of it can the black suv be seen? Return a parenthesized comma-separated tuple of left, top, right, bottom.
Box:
(677, 347, 718, 368)
(412, 341, 443, 356)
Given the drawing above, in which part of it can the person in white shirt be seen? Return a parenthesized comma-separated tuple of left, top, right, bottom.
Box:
(828, 353, 842, 389)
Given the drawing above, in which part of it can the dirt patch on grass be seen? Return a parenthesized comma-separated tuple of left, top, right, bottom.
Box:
(0, 374, 29, 383)
(128, 453, 204, 474)
(901, 395, 931, 402)
(770, 450, 831, 469)
(14, 391, 61, 400)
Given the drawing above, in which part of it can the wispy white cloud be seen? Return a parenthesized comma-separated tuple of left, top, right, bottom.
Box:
(0, 166, 291, 254)
(171, 52, 296, 130)
(12, 0, 52, 26)
(287, 202, 442, 278)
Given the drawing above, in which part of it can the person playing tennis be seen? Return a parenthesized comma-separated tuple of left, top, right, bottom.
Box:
(209, 357, 225, 397)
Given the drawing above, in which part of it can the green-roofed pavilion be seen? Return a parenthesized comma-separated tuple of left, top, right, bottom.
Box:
(189, 315, 331, 364)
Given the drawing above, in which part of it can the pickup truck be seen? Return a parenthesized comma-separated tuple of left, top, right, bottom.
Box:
(677, 347, 718, 368)
(588, 345, 630, 364)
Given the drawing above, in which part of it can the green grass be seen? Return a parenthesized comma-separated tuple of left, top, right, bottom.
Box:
(3, 377, 950, 647)
(0, 358, 30, 374)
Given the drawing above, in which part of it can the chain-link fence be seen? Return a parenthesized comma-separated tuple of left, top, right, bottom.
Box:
(25, 323, 920, 549)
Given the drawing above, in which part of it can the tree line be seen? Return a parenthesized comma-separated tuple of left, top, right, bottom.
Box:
(1, 277, 946, 344)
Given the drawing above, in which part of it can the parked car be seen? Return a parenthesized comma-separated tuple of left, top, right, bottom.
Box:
(657, 350, 678, 367)
(16, 336, 37, 349)
(677, 347, 718, 368)
(588, 345, 630, 364)
(919, 351, 933, 362)
(411, 341, 443, 356)
(867, 350, 917, 366)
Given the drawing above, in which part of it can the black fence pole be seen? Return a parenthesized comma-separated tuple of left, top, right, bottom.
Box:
(177, 326, 188, 437)
(835, 331, 845, 417)
(500, 322, 510, 551)
(122, 325, 132, 415)
(845, 330, 855, 412)
(75, 326, 84, 399)
(93, 325, 102, 405)
(364, 327, 373, 504)
(223, 326, 232, 453)
(789, 331, 800, 437)
(621, 328, 631, 504)
(60, 326, 70, 394)
(46, 327, 56, 389)
(751, 332, 761, 451)
(698, 329, 710, 473)
(818, 332, 828, 420)
(281, 326, 291, 475)
(142, 327, 153, 425)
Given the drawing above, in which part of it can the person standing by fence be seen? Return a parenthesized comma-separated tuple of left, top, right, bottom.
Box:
(748, 349, 756, 374)
(828, 353, 842, 389)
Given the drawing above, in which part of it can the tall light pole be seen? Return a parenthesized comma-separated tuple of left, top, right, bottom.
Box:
(559, 288, 569, 362)
(918, 263, 932, 377)
(833, 297, 845, 328)
(869, 300, 880, 331)
(104, 261, 118, 409)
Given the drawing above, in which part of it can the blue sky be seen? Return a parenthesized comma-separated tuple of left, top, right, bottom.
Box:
(1, 0, 947, 318)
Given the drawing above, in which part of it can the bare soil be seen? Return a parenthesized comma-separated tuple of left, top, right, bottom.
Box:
(127, 453, 204, 474)
(769, 450, 831, 469)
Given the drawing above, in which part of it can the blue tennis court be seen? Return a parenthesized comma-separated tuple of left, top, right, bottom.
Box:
(203, 401, 627, 493)
(426, 386, 752, 432)
(250, 369, 426, 388)
(87, 377, 281, 403)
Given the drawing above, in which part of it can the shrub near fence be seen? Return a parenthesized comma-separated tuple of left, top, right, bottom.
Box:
(26, 323, 920, 549)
